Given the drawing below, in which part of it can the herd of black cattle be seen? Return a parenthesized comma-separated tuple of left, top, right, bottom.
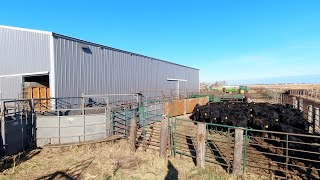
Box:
(190, 101, 310, 134)
(190, 101, 320, 175)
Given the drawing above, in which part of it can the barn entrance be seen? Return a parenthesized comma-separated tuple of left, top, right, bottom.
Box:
(23, 74, 50, 111)
(167, 78, 187, 98)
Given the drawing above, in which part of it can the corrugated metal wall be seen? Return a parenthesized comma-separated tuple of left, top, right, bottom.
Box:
(0, 27, 51, 76)
(53, 35, 199, 101)
(0, 27, 51, 99)
(0, 76, 22, 100)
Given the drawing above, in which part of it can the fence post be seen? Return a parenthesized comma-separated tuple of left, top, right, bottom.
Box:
(183, 99, 187, 115)
(105, 98, 112, 136)
(298, 98, 303, 112)
(129, 116, 137, 154)
(196, 122, 206, 168)
(314, 107, 320, 133)
(1, 102, 5, 153)
(81, 93, 85, 115)
(308, 105, 313, 133)
(160, 117, 169, 158)
(293, 97, 297, 109)
(233, 128, 244, 176)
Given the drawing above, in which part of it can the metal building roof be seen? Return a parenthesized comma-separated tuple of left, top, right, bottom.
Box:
(0, 25, 199, 71)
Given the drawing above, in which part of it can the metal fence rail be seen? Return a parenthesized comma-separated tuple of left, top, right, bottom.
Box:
(135, 99, 169, 151)
(282, 94, 320, 134)
(0, 99, 34, 156)
(206, 123, 236, 173)
(0, 94, 142, 158)
(172, 118, 320, 179)
(173, 119, 198, 160)
(245, 128, 320, 179)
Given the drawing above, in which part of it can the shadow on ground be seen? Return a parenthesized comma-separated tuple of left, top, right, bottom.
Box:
(0, 148, 42, 172)
(165, 160, 178, 180)
(36, 157, 94, 180)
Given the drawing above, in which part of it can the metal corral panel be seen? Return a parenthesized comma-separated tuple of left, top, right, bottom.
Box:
(3, 116, 33, 155)
(36, 114, 109, 146)
(0, 26, 51, 76)
(0, 26, 51, 99)
(53, 35, 199, 100)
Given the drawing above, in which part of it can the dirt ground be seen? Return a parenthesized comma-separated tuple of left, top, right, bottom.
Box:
(0, 139, 264, 180)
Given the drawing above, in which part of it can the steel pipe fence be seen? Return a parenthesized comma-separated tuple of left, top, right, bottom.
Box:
(172, 118, 320, 179)
(135, 99, 172, 151)
(288, 89, 320, 102)
(0, 99, 34, 156)
(206, 123, 236, 173)
(245, 128, 320, 179)
(172, 119, 198, 160)
(0, 94, 142, 158)
(282, 94, 320, 134)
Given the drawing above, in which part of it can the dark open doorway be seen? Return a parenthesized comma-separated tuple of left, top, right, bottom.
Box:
(22, 74, 50, 103)
(24, 75, 49, 87)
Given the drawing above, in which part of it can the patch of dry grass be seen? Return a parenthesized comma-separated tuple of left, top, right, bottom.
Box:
(0, 140, 264, 180)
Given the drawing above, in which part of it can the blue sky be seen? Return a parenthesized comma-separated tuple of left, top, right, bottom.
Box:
(1, 0, 320, 83)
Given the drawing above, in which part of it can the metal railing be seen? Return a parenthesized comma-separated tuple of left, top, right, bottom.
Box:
(136, 99, 171, 151)
(288, 89, 320, 102)
(172, 118, 320, 179)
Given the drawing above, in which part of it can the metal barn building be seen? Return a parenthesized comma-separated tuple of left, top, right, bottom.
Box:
(0, 25, 199, 101)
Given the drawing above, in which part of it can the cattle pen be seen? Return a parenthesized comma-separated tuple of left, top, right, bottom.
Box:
(0, 88, 320, 179)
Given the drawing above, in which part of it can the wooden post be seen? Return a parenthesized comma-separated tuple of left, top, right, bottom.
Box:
(233, 128, 244, 176)
(293, 97, 297, 109)
(314, 107, 320, 132)
(160, 117, 169, 158)
(183, 99, 187, 115)
(308, 105, 313, 133)
(299, 98, 303, 112)
(196, 122, 206, 168)
(1, 102, 6, 151)
(129, 116, 137, 154)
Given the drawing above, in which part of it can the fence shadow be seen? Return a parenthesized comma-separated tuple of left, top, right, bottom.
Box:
(0, 148, 41, 172)
(206, 139, 229, 172)
(35, 157, 94, 180)
(249, 139, 311, 179)
(165, 160, 178, 180)
(186, 136, 197, 165)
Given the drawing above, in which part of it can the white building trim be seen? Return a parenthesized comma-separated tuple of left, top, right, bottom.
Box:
(49, 33, 56, 99)
(0, 25, 52, 35)
(0, 71, 49, 78)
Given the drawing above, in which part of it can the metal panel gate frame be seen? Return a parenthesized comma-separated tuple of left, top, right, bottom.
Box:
(172, 118, 320, 179)
(172, 118, 236, 173)
(243, 128, 320, 179)
(0, 99, 34, 156)
(138, 98, 172, 151)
